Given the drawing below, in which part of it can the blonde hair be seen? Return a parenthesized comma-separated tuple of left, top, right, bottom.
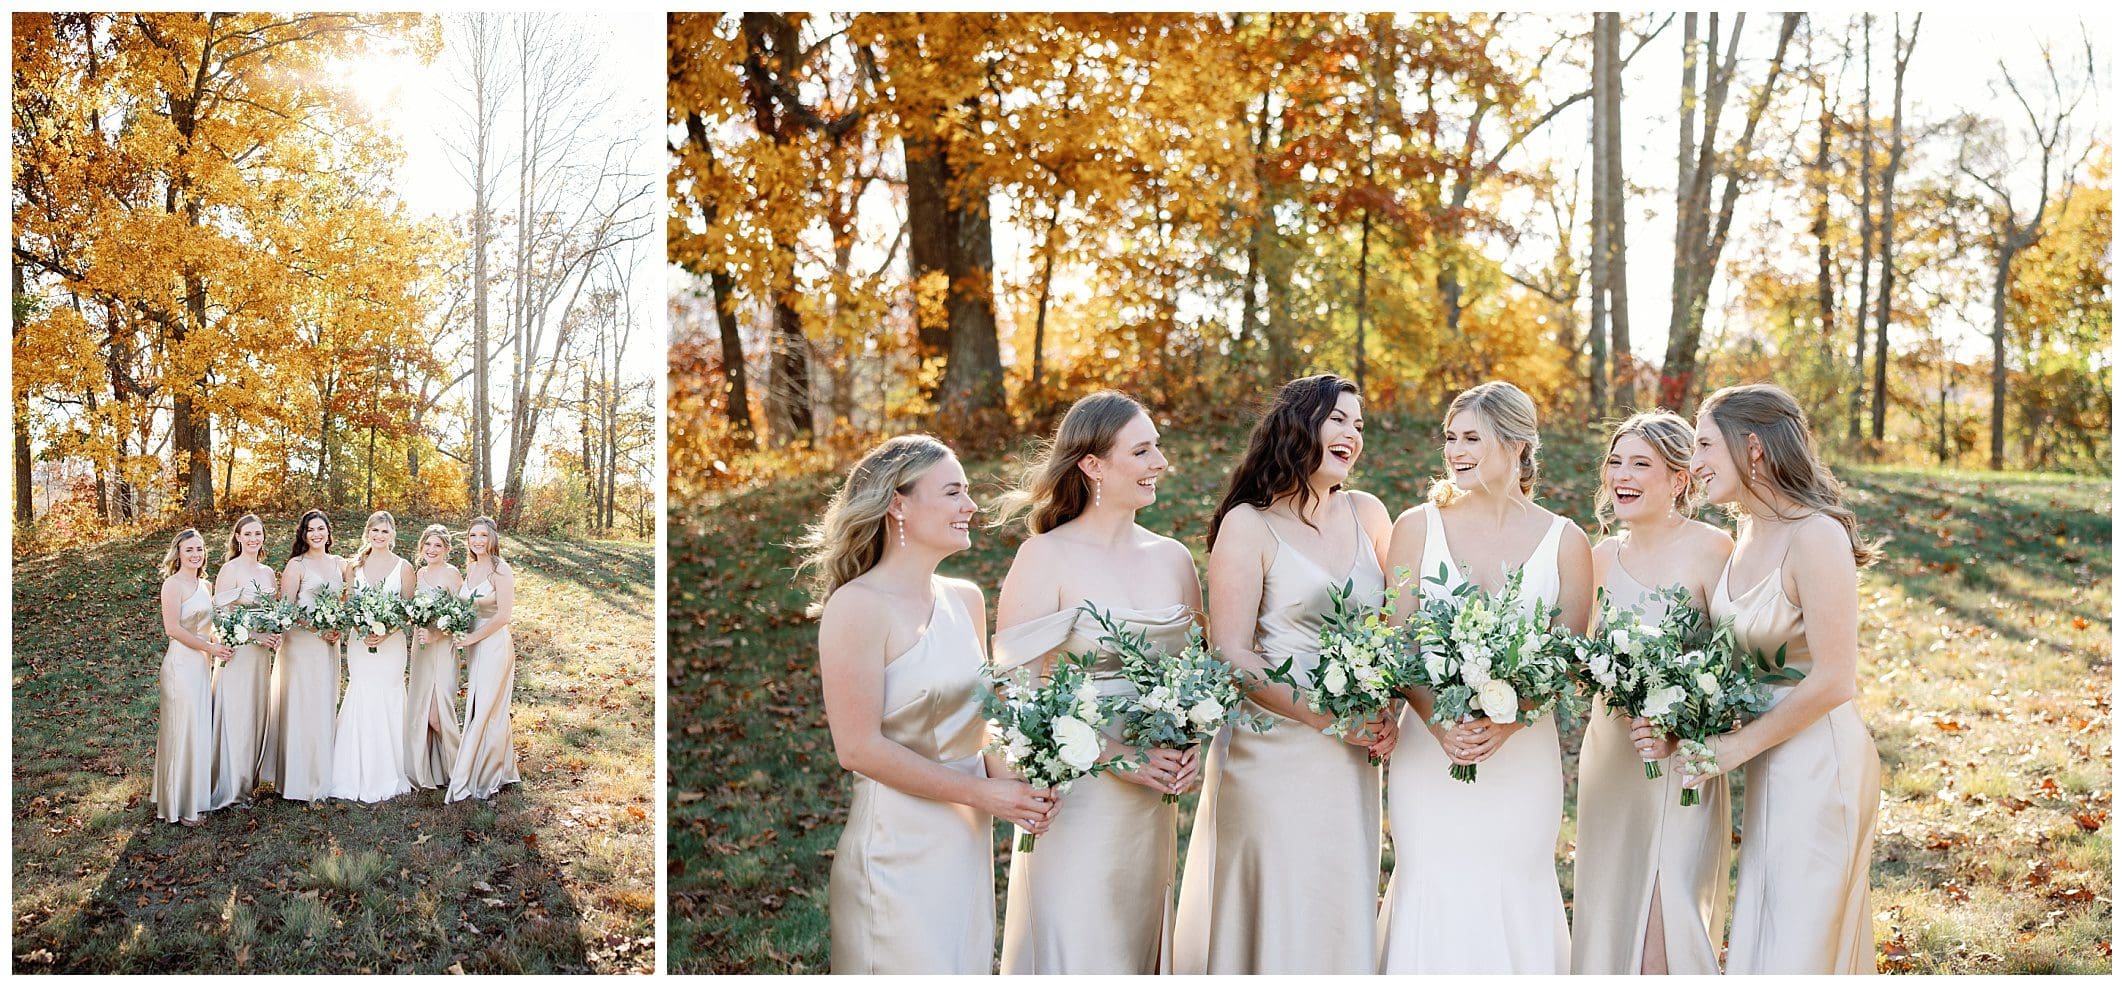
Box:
(162, 528, 205, 577)
(992, 391, 1147, 535)
(225, 513, 265, 562)
(1594, 411, 1702, 533)
(417, 523, 455, 563)
(1429, 380, 1542, 506)
(351, 510, 397, 568)
(466, 516, 506, 567)
(797, 434, 955, 617)
(1700, 383, 1882, 568)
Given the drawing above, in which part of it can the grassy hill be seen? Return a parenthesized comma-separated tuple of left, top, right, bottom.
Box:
(11, 516, 657, 974)
(666, 415, 2110, 975)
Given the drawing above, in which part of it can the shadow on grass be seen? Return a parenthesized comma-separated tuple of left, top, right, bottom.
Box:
(32, 787, 590, 974)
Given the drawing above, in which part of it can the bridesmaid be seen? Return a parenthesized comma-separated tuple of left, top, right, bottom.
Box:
(406, 523, 465, 790)
(1173, 374, 1395, 975)
(155, 528, 233, 826)
(447, 516, 522, 802)
(1377, 380, 1591, 974)
(329, 510, 414, 803)
(992, 392, 1202, 974)
(209, 514, 284, 808)
(266, 509, 345, 802)
(1683, 383, 1883, 974)
(808, 435, 1056, 974)
(1570, 412, 1735, 975)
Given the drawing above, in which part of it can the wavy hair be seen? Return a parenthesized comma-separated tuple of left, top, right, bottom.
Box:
(288, 509, 333, 560)
(991, 390, 1147, 535)
(1594, 411, 1702, 533)
(162, 528, 205, 577)
(796, 434, 955, 616)
(417, 523, 456, 564)
(225, 513, 265, 563)
(1700, 383, 1882, 567)
(1429, 380, 1542, 507)
(1208, 374, 1358, 551)
(466, 516, 507, 568)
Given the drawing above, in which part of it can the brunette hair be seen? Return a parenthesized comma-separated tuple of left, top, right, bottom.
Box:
(1700, 383, 1882, 567)
(225, 513, 265, 563)
(288, 509, 333, 560)
(1208, 374, 1359, 551)
(992, 391, 1148, 535)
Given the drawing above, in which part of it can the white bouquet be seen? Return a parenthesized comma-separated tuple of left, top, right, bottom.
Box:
(1263, 578, 1404, 764)
(979, 649, 1122, 851)
(346, 584, 409, 655)
(1085, 605, 1271, 804)
(1400, 562, 1585, 782)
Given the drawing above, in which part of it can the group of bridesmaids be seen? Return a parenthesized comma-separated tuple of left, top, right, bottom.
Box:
(153, 510, 523, 826)
(808, 376, 1883, 975)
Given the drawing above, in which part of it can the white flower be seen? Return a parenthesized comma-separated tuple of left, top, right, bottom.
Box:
(1643, 684, 1685, 719)
(1186, 698, 1224, 728)
(1695, 671, 1721, 699)
(1321, 662, 1349, 696)
(1462, 655, 1493, 689)
(1423, 650, 1449, 682)
(1589, 649, 1616, 688)
(1075, 680, 1099, 708)
(233, 624, 250, 645)
(1609, 628, 1638, 655)
(1477, 679, 1518, 719)
(368, 620, 387, 636)
(1052, 716, 1102, 772)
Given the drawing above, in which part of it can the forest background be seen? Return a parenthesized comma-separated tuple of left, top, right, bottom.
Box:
(12, 12, 663, 548)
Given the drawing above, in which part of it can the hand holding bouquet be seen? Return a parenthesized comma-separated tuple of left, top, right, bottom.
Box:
(1263, 579, 1403, 765)
(980, 650, 1122, 852)
(244, 598, 301, 637)
(1400, 562, 1584, 782)
(405, 586, 479, 643)
(210, 608, 254, 651)
(301, 593, 353, 642)
(346, 585, 409, 654)
(1085, 605, 1270, 803)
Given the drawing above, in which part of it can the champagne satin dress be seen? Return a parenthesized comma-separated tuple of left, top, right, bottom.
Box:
(329, 559, 413, 803)
(1712, 552, 1881, 974)
(996, 604, 1192, 974)
(405, 572, 464, 790)
(1570, 558, 1731, 974)
(447, 572, 521, 802)
(829, 578, 994, 974)
(209, 575, 275, 808)
(154, 580, 216, 824)
(1174, 496, 1385, 974)
(264, 559, 342, 802)
(1378, 504, 1570, 974)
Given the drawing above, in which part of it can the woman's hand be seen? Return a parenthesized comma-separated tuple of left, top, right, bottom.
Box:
(362, 632, 385, 647)
(1346, 709, 1399, 761)
(207, 643, 235, 661)
(1629, 716, 1679, 761)
(1448, 715, 1524, 764)
(321, 630, 342, 646)
(254, 632, 283, 650)
(978, 778, 1060, 834)
(1113, 746, 1196, 797)
(1679, 732, 1739, 789)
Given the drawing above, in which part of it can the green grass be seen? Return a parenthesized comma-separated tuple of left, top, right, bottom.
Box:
(11, 515, 657, 973)
(666, 414, 2110, 974)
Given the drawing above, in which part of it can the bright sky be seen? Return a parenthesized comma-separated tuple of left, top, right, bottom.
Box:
(337, 11, 665, 381)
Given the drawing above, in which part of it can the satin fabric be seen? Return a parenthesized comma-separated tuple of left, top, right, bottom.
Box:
(405, 572, 464, 790)
(829, 579, 994, 974)
(1378, 503, 1570, 974)
(1713, 557, 1881, 974)
(153, 581, 216, 824)
(264, 560, 342, 802)
(209, 577, 274, 809)
(995, 604, 1192, 974)
(447, 574, 521, 802)
(1174, 495, 1385, 974)
(329, 559, 412, 803)
(1570, 559, 1731, 974)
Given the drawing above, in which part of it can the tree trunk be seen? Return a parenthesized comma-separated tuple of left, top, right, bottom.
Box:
(1850, 14, 1874, 443)
(904, 108, 1006, 434)
(12, 257, 30, 526)
(743, 15, 816, 443)
(708, 268, 752, 444)
(1989, 242, 2012, 471)
(1871, 16, 1917, 444)
(1813, 64, 1836, 381)
(1595, 12, 1635, 410)
(1660, 13, 1801, 410)
(1240, 87, 1274, 377)
(1030, 200, 1060, 414)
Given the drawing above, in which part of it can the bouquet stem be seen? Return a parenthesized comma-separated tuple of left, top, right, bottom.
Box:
(1161, 793, 1179, 806)
(1679, 787, 1701, 807)
(1016, 831, 1036, 853)
(1449, 762, 1478, 784)
(1643, 758, 1664, 780)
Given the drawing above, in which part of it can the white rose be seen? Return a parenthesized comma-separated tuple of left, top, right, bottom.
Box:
(1423, 651, 1449, 682)
(1462, 656, 1493, 689)
(1643, 684, 1685, 719)
(1695, 672, 1721, 699)
(1477, 679, 1518, 719)
(1590, 650, 1616, 689)
(1186, 698, 1224, 728)
(1142, 685, 1173, 713)
(234, 624, 250, 645)
(369, 620, 387, 636)
(1052, 716, 1102, 773)
(1321, 663, 1349, 696)
(1609, 628, 1636, 655)
(1076, 680, 1099, 708)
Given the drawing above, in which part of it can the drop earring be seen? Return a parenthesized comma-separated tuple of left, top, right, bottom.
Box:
(894, 514, 906, 548)
(1094, 475, 1102, 507)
